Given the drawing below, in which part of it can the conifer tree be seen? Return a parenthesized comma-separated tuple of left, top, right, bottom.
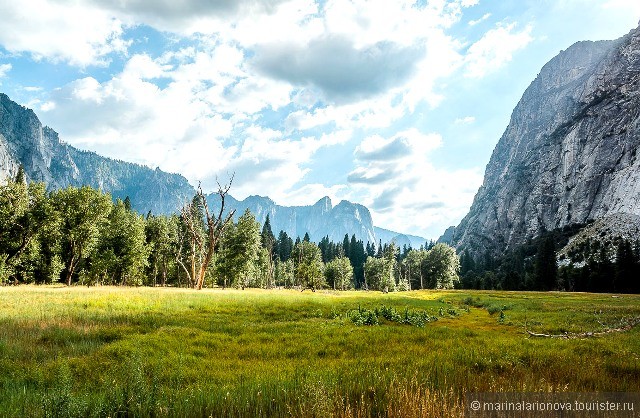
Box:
(534, 234, 557, 290)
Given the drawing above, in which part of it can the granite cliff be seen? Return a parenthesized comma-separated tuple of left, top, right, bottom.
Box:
(452, 24, 640, 255)
(207, 194, 381, 244)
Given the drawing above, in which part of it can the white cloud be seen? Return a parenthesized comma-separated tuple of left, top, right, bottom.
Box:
(0, 1, 128, 66)
(345, 128, 482, 238)
(41, 69, 235, 181)
(0, 63, 11, 78)
(464, 22, 534, 78)
(38, 45, 355, 201)
(219, 128, 353, 202)
(455, 116, 476, 125)
(253, 36, 423, 102)
(284, 93, 408, 133)
(15, 0, 505, 238)
(469, 13, 492, 26)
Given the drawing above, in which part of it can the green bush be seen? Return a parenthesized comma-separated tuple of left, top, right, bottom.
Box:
(348, 306, 379, 326)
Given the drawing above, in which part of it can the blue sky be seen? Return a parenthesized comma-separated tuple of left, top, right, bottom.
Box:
(0, 0, 638, 239)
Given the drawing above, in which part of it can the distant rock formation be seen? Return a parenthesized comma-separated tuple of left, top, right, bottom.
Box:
(558, 213, 640, 266)
(437, 226, 455, 245)
(208, 194, 376, 244)
(374, 227, 427, 249)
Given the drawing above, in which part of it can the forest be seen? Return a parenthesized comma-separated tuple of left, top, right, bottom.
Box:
(458, 227, 640, 294)
(3, 167, 638, 294)
(0, 170, 459, 291)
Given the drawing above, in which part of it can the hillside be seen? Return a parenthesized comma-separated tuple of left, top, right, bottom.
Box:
(0, 93, 195, 214)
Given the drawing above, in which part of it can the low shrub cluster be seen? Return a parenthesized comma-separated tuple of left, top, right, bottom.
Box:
(345, 305, 438, 327)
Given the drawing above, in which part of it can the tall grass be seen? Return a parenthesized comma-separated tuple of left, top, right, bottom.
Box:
(0, 286, 639, 416)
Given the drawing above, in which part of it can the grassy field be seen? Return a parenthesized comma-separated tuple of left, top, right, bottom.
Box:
(0, 286, 639, 417)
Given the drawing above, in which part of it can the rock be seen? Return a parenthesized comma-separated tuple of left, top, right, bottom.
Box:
(453, 24, 640, 256)
(208, 194, 424, 245)
(558, 213, 640, 266)
(437, 226, 456, 245)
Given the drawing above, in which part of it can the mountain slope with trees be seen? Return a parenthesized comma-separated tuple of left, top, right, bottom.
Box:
(0, 93, 195, 214)
(1, 92, 423, 246)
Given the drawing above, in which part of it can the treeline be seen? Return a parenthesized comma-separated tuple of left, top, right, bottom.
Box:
(457, 225, 640, 293)
(0, 172, 460, 290)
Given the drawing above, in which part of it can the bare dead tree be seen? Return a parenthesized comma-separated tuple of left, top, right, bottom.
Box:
(176, 200, 204, 288)
(177, 175, 236, 289)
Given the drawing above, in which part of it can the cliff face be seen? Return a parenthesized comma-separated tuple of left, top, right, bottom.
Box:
(453, 25, 640, 255)
(0, 93, 195, 214)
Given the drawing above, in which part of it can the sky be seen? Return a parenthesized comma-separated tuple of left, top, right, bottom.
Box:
(0, 0, 639, 240)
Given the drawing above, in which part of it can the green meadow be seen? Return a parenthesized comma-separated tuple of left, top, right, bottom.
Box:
(1, 286, 639, 417)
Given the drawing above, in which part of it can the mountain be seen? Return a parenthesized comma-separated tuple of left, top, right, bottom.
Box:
(0, 93, 195, 214)
(209, 194, 430, 246)
(374, 227, 427, 249)
(436, 226, 455, 245)
(451, 24, 640, 256)
(208, 194, 382, 244)
(210, 194, 429, 246)
(1, 92, 424, 244)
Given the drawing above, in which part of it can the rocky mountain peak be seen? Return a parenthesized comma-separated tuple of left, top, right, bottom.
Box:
(313, 196, 332, 211)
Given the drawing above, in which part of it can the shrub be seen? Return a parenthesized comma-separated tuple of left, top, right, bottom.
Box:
(348, 306, 379, 326)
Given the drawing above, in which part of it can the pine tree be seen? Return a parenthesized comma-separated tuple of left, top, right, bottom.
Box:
(615, 239, 635, 293)
(276, 230, 294, 262)
(343, 234, 350, 257)
(14, 165, 26, 185)
(366, 242, 375, 257)
(123, 196, 132, 211)
(534, 234, 557, 290)
(319, 236, 330, 262)
(460, 249, 475, 275)
(349, 235, 358, 261)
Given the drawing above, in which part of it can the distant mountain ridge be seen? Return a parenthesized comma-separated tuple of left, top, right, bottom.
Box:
(0, 92, 425, 246)
(209, 194, 429, 246)
(374, 226, 427, 249)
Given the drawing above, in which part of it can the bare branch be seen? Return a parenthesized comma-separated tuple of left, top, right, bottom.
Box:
(526, 316, 640, 339)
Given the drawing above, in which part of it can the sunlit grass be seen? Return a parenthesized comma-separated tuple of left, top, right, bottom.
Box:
(1, 286, 639, 417)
